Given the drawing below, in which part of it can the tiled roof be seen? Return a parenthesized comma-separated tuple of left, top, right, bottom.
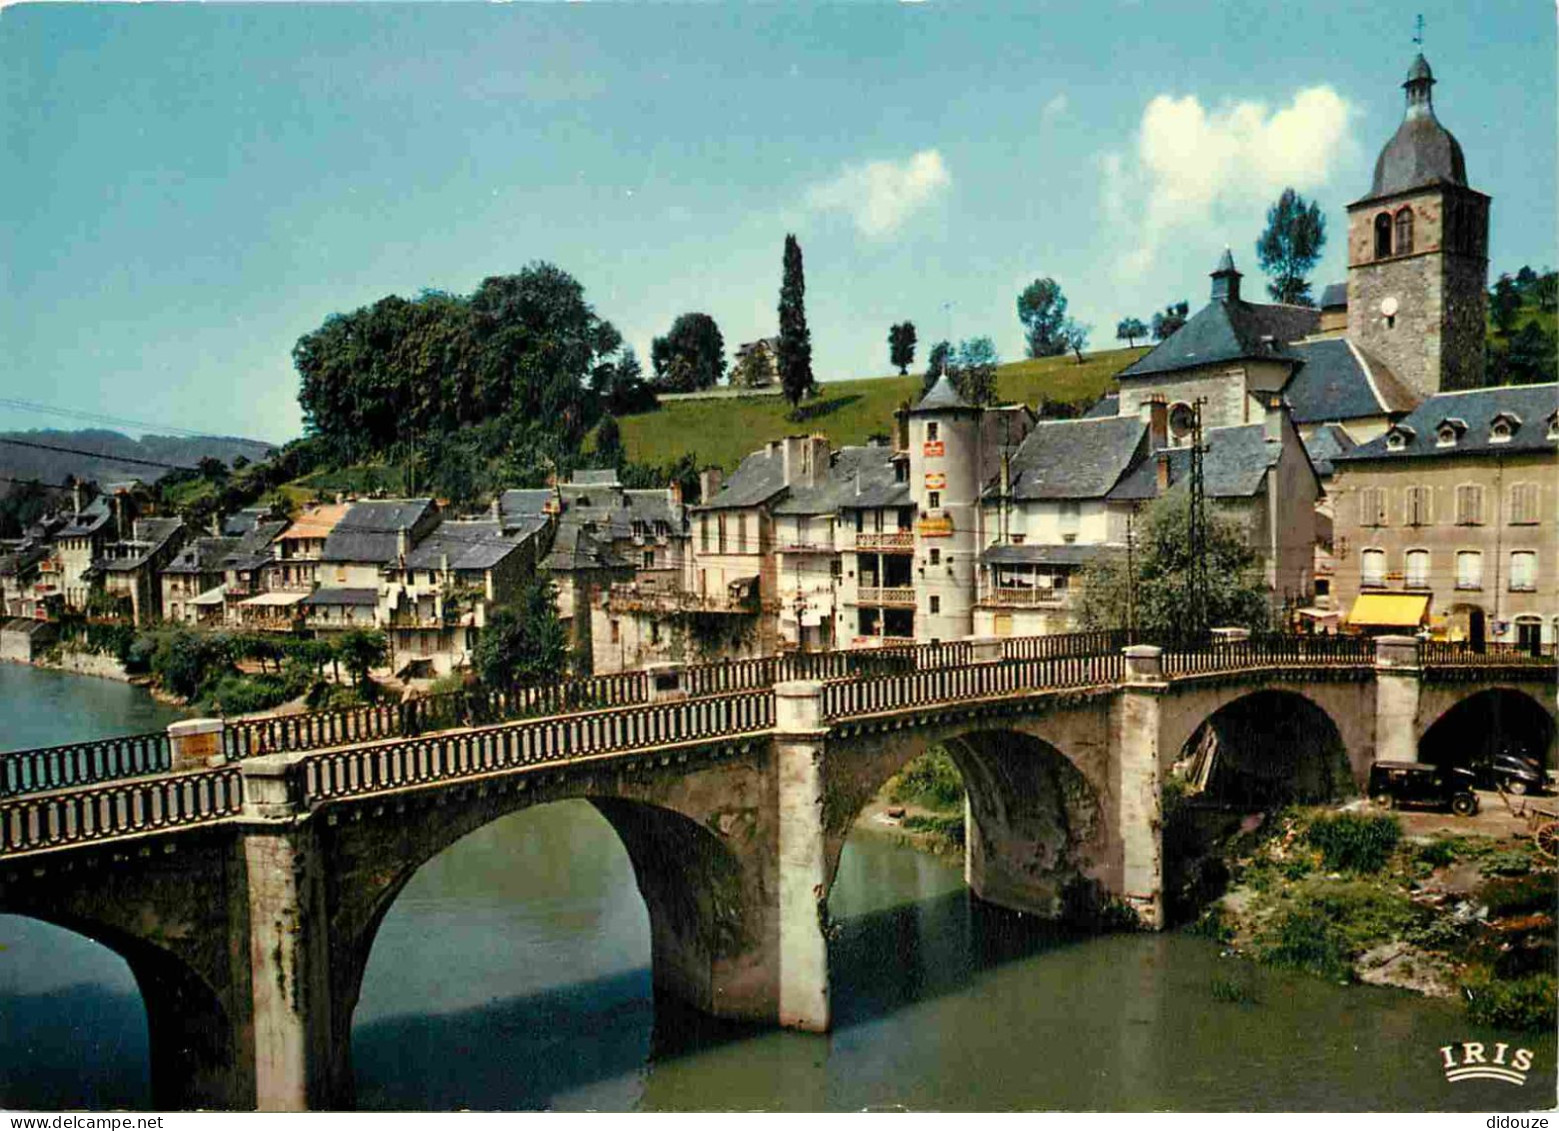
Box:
(1081, 394, 1120, 420)
(1335, 383, 1559, 463)
(280, 503, 350, 543)
(92, 517, 185, 572)
(775, 446, 909, 515)
(992, 416, 1148, 501)
(1302, 423, 1358, 479)
(59, 497, 113, 539)
(1283, 339, 1419, 423)
(1363, 55, 1468, 201)
(911, 374, 974, 413)
(1108, 424, 1281, 501)
(498, 489, 555, 519)
(699, 447, 789, 511)
(403, 519, 544, 572)
(1118, 299, 1320, 380)
(1319, 282, 1347, 310)
(163, 536, 239, 575)
(321, 499, 436, 563)
(979, 544, 1104, 566)
(301, 587, 378, 608)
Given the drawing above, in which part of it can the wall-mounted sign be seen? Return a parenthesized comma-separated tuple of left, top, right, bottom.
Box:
(916, 515, 954, 538)
(924, 472, 947, 490)
(923, 441, 945, 458)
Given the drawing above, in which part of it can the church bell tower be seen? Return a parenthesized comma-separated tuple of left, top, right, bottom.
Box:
(1346, 53, 1489, 396)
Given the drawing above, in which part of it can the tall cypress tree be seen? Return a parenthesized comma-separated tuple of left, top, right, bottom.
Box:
(777, 234, 815, 410)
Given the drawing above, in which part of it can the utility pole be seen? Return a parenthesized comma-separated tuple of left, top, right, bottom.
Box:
(1125, 508, 1136, 638)
(1186, 397, 1210, 642)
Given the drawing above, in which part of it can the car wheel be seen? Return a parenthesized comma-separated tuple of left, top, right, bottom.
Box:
(1451, 793, 1477, 817)
(1373, 792, 1394, 810)
(1507, 779, 1528, 796)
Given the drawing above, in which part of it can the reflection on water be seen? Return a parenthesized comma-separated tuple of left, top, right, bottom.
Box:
(0, 667, 1554, 1111)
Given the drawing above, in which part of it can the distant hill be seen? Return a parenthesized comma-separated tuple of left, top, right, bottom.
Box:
(0, 429, 277, 492)
(617, 346, 1149, 472)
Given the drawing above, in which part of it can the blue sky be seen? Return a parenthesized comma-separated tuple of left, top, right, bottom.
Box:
(2, 1, 1553, 444)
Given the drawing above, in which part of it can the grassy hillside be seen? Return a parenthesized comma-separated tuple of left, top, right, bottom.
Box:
(618, 345, 1149, 472)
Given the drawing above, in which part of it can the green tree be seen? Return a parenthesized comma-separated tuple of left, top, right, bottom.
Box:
(335, 628, 388, 689)
(474, 578, 569, 687)
(923, 340, 952, 393)
(1489, 321, 1558, 386)
(777, 234, 815, 410)
(1017, 277, 1069, 358)
(952, 337, 999, 405)
(889, 321, 917, 375)
(149, 628, 234, 701)
(1059, 319, 1090, 363)
(591, 347, 657, 415)
(1152, 301, 1190, 341)
(1255, 188, 1327, 305)
(1076, 490, 1271, 637)
(650, 312, 727, 391)
(1535, 271, 1559, 314)
(1116, 317, 1148, 348)
(1490, 273, 1523, 337)
(594, 415, 625, 467)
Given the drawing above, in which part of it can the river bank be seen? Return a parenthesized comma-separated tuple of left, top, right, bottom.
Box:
(1189, 800, 1557, 1031)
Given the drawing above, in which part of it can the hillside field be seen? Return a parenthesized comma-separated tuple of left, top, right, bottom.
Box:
(617, 345, 1150, 472)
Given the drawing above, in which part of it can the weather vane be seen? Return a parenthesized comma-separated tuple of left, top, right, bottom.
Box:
(1413, 13, 1424, 48)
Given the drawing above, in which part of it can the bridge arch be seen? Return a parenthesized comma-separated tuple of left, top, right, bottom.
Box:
(321, 762, 775, 1105)
(1157, 679, 1374, 790)
(1170, 689, 1355, 805)
(0, 901, 239, 1109)
(824, 698, 1118, 921)
(1418, 687, 1557, 776)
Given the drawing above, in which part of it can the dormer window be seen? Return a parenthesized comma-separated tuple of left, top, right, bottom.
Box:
(1385, 424, 1415, 452)
(1489, 412, 1521, 443)
(1433, 418, 1467, 448)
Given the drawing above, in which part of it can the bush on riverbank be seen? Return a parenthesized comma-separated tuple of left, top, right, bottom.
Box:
(1459, 968, 1558, 1031)
(1251, 878, 1422, 982)
(887, 746, 965, 812)
(1305, 812, 1401, 873)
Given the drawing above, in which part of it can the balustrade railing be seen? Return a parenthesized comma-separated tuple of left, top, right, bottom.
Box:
(298, 690, 775, 805)
(0, 766, 243, 856)
(1160, 633, 1376, 676)
(1419, 640, 1557, 667)
(0, 731, 171, 799)
(823, 651, 1124, 718)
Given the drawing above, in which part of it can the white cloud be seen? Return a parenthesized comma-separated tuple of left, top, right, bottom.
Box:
(804, 149, 951, 238)
(1101, 86, 1354, 280)
(1041, 93, 1069, 124)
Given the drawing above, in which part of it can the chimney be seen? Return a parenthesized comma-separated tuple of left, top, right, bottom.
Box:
(397, 525, 410, 563)
(1156, 451, 1173, 494)
(1263, 392, 1286, 443)
(781, 435, 812, 487)
(490, 497, 501, 523)
(71, 482, 82, 518)
(1210, 247, 1241, 303)
(894, 407, 910, 452)
(699, 467, 723, 503)
(1140, 394, 1168, 449)
(809, 435, 830, 487)
(209, 512, 222, 538)
(667, 480, 683, 509)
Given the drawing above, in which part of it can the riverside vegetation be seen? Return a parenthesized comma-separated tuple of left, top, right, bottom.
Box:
(1185, 804, 1558, 1032)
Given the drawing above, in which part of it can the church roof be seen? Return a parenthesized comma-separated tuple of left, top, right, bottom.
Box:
(1117, 298, 1319, 380)
(1363, 54, 1469, 202)
(1282, 339, 1419, 424)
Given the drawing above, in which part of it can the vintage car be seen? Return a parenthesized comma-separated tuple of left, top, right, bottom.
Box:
(1473, 751, 1547, 796)
(1369, 760, 1480, 816)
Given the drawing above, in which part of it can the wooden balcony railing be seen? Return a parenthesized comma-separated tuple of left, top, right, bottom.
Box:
(854, 532, 914, 552)
(856, 586, 917, 607)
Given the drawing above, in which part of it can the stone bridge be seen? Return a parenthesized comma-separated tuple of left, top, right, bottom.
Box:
(0, 632, 1551, 1110)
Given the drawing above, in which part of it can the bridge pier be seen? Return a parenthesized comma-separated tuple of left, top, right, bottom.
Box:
(774, 681, 832, 1032)
(1118, 645, 1165, 928)
(1373, 635, 1422, 763)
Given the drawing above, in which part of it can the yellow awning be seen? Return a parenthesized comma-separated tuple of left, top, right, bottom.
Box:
(1346, 593, 1429, 627)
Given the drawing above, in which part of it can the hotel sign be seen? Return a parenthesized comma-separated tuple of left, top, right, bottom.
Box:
(922, 441, 945, 458)
(917, 515, 954, 538)
(924, 472, 947, 490)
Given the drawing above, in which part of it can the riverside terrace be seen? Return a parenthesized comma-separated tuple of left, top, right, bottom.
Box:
(0, 631, 1552, 1110)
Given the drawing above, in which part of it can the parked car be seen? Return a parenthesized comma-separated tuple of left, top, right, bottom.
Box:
(1369, 760, 1480, 816)
(1473, 751, 1546, 796)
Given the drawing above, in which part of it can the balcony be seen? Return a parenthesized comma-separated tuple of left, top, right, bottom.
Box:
(978, 586, 1066, 607)
(777, 541, 836, 554)
(854, 531, 914, 552)
(856, 586, 917, 607)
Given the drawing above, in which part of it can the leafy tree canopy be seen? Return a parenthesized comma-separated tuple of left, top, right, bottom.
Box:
(1076, 490, 1271, 638)
(474, 577, 569, 687)
(1255, 187, 1327, 306)
(1490, 273, 1524, 337)
(923, 340, 952, 392)
(1017, 277, 1069, 358)
(1151, 301, 1190, 341)
(1116, 317, 1148, 348)
(651, 312, 727, 392)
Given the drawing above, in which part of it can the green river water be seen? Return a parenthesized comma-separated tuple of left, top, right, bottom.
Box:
(0, 664, 1551, 1111)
